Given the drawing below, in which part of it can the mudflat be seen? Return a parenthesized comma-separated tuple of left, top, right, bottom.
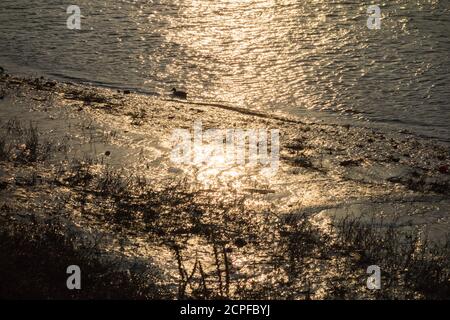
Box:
(0, 73, 449, 299)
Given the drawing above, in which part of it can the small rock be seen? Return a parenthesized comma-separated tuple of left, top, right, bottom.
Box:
(438, 165, 449, 174)
(0, 181, 7, 190)
(234, 238, 247, 248)
(124, 90, 131, 94)
(105, 151, 111, 156)
(388, 155, 400, 163)
(340, 159, 362, 167)
(293, 157, 312, 168)
(45, 80, 56, 87)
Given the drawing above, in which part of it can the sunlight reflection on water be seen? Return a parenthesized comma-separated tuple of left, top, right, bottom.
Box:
(0, 0, 449, 140)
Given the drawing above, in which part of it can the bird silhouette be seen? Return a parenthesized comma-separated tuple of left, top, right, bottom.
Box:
(171, 88, 187, 100)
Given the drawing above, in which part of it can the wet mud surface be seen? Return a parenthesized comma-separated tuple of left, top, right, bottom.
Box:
(0, 74, 449, 299)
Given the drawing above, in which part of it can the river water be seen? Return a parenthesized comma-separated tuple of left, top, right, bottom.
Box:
(0, 0, 449, 141)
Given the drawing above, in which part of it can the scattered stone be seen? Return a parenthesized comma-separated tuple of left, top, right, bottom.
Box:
(244, 188, 276, 194)
(286, 141, 305, 151)
(31, 97, 46, 102)
(234, 238, 247, 248)
(0, 181, 8, 190)
(387, 155, 400, 163)
(340, 159, 363, 167)
(45, 80, 56, 88)
(293, 156, 313, 168)
(438, 165, 449, 174)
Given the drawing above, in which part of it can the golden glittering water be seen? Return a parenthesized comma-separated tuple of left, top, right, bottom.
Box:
(0, 0, 449, 140)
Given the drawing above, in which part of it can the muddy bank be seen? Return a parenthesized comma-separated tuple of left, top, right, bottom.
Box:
(0, 72, 449, 299)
